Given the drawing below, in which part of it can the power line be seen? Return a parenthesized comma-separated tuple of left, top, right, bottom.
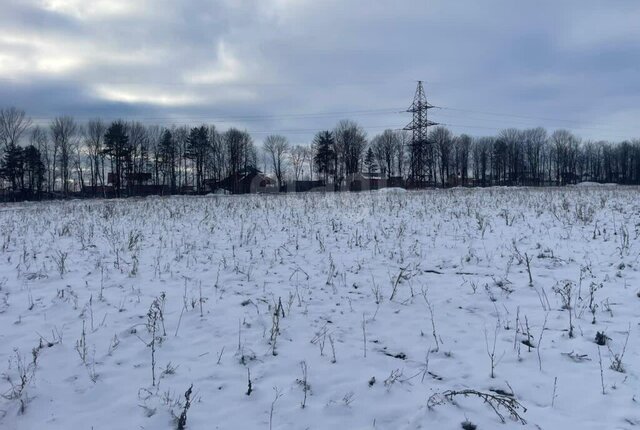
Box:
(2, 73, 637, 134)
(17, 103, 639, 140)
(241, 125, 405, 135)
(440, 122, 636, 141)
(26, 113, 638, 140)
(435, 112, 638, 134)
(25, 104, 636, 134)
(435, 110, 639, 133)
(422, 105, 639, 136)
(435, 106, 618, 129)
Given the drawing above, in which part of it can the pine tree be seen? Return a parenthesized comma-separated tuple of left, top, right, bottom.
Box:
(186, 126, 208, 193)
(0, 144, 24, 194)
(364, 147, 378, 176)
(23, 145, 45, 197)
(103, 121, 130, 197)
(313, 131, 335, 184)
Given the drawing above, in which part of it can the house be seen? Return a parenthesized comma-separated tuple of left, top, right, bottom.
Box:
(345, 173, 408, 191)
(283, 180, 327, 193)
(387, 176, 405, 188)
(348, 172, 382, 191)
(210, 167, 276, 194)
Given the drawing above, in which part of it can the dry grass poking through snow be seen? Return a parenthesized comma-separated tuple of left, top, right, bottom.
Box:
(0, 186, 639, 429)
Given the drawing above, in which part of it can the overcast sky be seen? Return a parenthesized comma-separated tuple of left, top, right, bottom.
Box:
(1, 0, 639, 143)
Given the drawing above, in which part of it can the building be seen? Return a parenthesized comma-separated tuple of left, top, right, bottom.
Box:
(209, 168, 276, 194)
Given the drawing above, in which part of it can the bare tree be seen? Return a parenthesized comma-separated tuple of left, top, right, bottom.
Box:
(174, 126, 189, 188)
(259, 146, 270, 176)
(86, 119, 106, 194)
(0, 107, 32, 150)
(147, 125, 163, 187)
(290, 145, 307, 181)
(430, 126, 453, 187)
(371, 129, 399, 180)
(263, 135, 290, 188)
(30, 126, 51, 192)
(334, 119, 367, 178)
(73, 126, 87, 192)
(206, 125, 224, 184)
(50, 116, 79, 195)
(551, 129, 579, 185)
(497, 128, 523, 185)
(129, 121, 150, 193)
(396, 130, 409, 178)
(304, 145, 314, 180)
(224, 128, 255, 193)
(242, 133, 257, 176)
(455, 134, 471, 185)
(523, 127, 547, 185)
(472, 137, 492, 187)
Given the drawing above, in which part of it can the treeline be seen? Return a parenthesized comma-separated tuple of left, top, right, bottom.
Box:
(1, 107, 640, 200)
(0, 108, 258, 198)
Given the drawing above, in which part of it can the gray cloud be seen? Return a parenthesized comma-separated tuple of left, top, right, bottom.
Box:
(1, 0, 639, 142)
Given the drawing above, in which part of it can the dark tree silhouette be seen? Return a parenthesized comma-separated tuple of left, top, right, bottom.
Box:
(313, 131, 335, 185)
(23, 145, 45, 197)
(158, 129, 177, 193)
(50, 116, 78, 196)
(103, 121, 130, 197)
(86, 119, 106, 195)
(263, 134, 289, 189)
(430, 126, 453, 188)
(364, 147, 378, 176)
(370, 129, 399, 180)
(186, 125, 209, 193)
(335, 120, 367, 177)
(0, 107, 31, 150)
(0, 144, 24, 194)
(223, 128, 255, 194)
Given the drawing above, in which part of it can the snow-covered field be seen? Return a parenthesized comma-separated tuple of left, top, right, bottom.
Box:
(1, 187, 639, 430)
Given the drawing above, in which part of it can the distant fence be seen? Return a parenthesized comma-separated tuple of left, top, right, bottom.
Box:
(0, 178, 634, 203)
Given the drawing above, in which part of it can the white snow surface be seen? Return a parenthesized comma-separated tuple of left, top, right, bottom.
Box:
(1, 188, 639, 429)
(575, 182, 618, 187)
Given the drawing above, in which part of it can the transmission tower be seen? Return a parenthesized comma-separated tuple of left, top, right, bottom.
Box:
(404, 81, 437, 185)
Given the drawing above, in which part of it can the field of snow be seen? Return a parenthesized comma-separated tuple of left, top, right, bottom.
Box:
(1, 187, 639, 430)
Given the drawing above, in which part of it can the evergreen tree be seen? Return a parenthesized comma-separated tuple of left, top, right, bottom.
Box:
(186, 125, 208, 193)
(0, 143, 24, 194)
(23, 144, 45, 196)
(313, 130, 335, 184)
(103, 121, 130, 197)
(364, 147, 378, 176)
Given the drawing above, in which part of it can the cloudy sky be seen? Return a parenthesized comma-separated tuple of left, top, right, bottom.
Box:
(1, 0, 639, 143)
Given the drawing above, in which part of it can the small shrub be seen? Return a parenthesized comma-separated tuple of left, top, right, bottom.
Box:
(595, 331, 608, 346)
(461, 420, 477, 430)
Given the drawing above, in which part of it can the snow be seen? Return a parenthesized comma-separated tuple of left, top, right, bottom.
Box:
(575, 182, 618, 187)
(1, 188, 639, 429)
(374, 187, 407, 194)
